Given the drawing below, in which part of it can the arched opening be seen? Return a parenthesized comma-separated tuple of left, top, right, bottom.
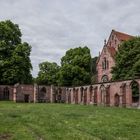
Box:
(94, 87, 98, 105)
(100, 84, 106, 105)
(39, 87, 46, 102)
(106, 85, 110, 106)
(68, 90, 71, 103)
(130, 81, 139, 106)
(80, 87, 84, 103)
(73, 88, 75, 103)
(101, 75, 109, 83)
(57, 88, 62, 103)
(89, 86, 93, 103)
(3, 87, 10, 100)
(114, 93, 120, 106)
(75, 89, 79, 104)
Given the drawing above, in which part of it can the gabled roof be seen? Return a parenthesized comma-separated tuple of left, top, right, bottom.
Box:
(112, 30, 134, 41)
(96, 30, 134, 64)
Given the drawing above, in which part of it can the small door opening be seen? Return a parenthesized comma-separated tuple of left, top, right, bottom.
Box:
(24, 94, 29, 103)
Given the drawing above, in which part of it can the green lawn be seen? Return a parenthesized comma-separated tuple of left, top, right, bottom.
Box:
(0, 102, 140, 140)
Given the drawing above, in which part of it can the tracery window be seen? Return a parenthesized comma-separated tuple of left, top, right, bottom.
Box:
(101, 75, 109, 82)
(102, 58, 109, 70)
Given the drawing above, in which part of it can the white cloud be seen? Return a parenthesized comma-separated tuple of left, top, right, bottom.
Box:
(0, 0, 140, 77)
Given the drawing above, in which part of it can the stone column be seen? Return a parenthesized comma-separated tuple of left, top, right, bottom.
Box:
(50, 85, 54, 103)
(87, 87, 90, 105)
(119, 95, 122, 107)
(33, 84, 37, 103)
(125, 84, 132, 108)
(13, 87, 17, 102)
(70, 89, 73, 104)
(78, 88, 80, 104)
(119, 87, 122, 107)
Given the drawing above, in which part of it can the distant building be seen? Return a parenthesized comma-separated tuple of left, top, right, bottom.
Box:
(96, 30, 133, 83)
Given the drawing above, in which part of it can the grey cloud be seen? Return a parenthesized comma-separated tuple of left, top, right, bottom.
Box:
(0, 0, 140, 77)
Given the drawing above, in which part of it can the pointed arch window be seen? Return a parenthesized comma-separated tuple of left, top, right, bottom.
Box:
(102, 58, 109, 70)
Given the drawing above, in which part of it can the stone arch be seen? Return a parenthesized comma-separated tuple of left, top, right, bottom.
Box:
(114, 93, 120, 106)
(130, 80, 139, 106)
(3, 87, 10, 100)
(101, 75, 109, 82)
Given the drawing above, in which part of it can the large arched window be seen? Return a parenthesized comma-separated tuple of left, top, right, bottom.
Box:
(101, 75, 109, 82)
(102, 57, 109, 70)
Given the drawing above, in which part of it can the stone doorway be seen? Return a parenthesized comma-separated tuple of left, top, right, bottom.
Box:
(24, 94, 29, 103)
(114, 94, 119, 106)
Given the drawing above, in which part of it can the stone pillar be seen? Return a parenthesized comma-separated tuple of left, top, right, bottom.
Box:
(33, 84, 37, 103)
(119, 95, 122, 107)
(96, 87, 100, 106)
(125, 84, 132, 108)
(78, 88, 81, 104)
(73, 88, 75, 104)
(87, 87, 90, 105)
(13, 87, 17, 102)
(70, 89, 73, 104)
(119, 87, 122, 107)
(50, 85, 54, 103)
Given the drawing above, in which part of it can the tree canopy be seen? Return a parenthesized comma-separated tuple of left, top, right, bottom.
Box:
(58, 46, 92, 86)
(112, 37, 140, 80)
(91, 56, 98, 84)
(36, 61, 60, 85)
(0, 20, 32, 84)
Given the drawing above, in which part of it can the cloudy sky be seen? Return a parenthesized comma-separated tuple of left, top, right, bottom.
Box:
(0, 0, 140, 77)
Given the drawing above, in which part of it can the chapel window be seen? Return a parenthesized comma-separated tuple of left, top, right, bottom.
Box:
(102, 58, 108, 70)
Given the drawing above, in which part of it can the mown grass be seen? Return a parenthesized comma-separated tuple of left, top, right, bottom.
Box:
(0, 101, 140, 140)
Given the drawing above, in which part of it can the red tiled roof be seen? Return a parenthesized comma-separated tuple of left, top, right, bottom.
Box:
(113, 30, 134, 41)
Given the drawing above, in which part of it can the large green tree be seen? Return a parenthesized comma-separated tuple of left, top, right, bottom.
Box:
(36, 61, 60, 85)
(112, 37, 140, 80)
(0, 20, 32, 84)
(58, 46, 92, 86)
(91, 56, 98, 84)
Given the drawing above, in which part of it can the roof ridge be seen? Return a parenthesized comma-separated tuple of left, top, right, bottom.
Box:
(113, 29, 134, 37)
